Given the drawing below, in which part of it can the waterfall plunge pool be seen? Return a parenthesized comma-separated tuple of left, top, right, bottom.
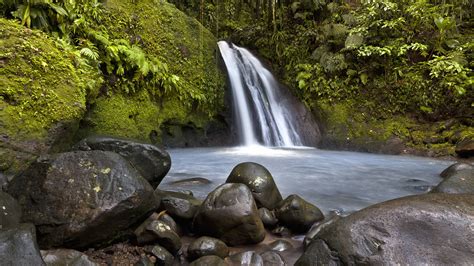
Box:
(158, 147, 452, 215)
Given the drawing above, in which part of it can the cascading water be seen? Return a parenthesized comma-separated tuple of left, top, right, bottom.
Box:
(218, 41, 304, 147)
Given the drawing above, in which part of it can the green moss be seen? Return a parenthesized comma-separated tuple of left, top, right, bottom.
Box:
(81, 0, 225, 141)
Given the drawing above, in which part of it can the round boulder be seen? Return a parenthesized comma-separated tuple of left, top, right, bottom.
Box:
(431, 169, 474, 194)
(193, 183, 265, 246)
(226, 162, 283, 210)
(7, 151, 156, 249)
(74, 136, 171, 187)
(275, 195, 324, 233)
(440, 162, 473, 178)
(0, 191, 21, 230)
(297, 193, 474, 265)
(187, 236, 229, 260)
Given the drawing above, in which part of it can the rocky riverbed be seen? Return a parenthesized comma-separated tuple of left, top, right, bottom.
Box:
(1, 136, 473, 265)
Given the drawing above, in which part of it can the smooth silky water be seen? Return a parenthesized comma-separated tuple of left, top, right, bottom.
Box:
(159, 147, 452, 215)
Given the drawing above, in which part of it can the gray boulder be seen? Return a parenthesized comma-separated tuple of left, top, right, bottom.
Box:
(226, 162, 282, 209)
(440, 162, 473, 178)
(297, 193, 474, 265)
(74, 136, 171, 187)
(432, 169, 474, 194)
(188, 236, 229, 260)
(0, 223, 45, 265)
(41, 249, 98, 266)
(275, 195, 324, 233)
(7, 151, 156, 249)
(193, 183, 265, 246)
(0, 191, 21, 230)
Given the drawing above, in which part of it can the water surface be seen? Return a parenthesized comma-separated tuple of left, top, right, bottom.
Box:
(159, 147, 452, 214)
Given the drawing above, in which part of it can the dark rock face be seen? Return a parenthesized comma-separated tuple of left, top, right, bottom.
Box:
(74, 136, 171, 187)
(258, 208, 278, 228)
(146, 245, 174, 266)
(187, 236, 229, 260)
(440, 162, 473, 178)
(455, 138, 474, 157)
(156, 190, 202, 220)
(260, 251, 286, 266)
(134, 220, 181, 254)
(431, 169, 474, 194)
(0, 191, 21, 230)
(41, 249, 98, 266)
(275, 195, 324, 233)
(0, 223, 45, 266)
(193, 183, 265, 246)
(228, 251, 263, 266)
(190, 255, 227, 266)
(295, 239, 341, 266)
(7, 151, 156, 249)
(226, 162, 282, 210)
(299, 193, 474, 265)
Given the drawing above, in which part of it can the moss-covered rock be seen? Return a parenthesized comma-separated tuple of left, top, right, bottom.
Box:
(0, 18, 100, 186)
(80, 0, 226, 144)
(317, 101, 474, 157)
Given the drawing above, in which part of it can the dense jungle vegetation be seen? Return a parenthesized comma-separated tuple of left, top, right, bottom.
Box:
(0, 0, 473, 155)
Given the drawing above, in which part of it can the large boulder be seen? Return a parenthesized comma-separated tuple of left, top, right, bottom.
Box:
(74, 136, 171, 187)
(431, 169, 474, 194)
(193, 183, 265, 246)
(297, 193, 474, 265)
(7, 150, 156, 249)
(440, 162, 473, 178)
(455, 138, 474, 157)
(0, 223, 45, 265)
(226, 162, 282, 210)
(41, 249, 98, 266)
(0, 191, 21, 230)
(275, 195, 324, 233)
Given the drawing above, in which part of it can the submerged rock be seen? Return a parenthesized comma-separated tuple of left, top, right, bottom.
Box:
(440, 162, 473, 178)
(41, 249, 98, 266)
(187, 236, 229, 260)
(0, 191, 21, 230)
(226, 162, 283, 210)
(193, 183, 265, 246)
(298, 193, 474, 265)
(7, 151, 156, 249)
(431, 169, 474, 194)
(275, 195, 324, 233)
(74, 136, 171, 187)
(0, 223, 45, 266)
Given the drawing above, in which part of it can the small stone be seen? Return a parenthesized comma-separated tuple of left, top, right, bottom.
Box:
(187, 236, 229, 260)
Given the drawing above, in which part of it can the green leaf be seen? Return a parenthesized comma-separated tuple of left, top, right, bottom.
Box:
(360, 73, 368, 85)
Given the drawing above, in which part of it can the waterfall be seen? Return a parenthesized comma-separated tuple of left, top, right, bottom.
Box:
(218, 41, 304, 147)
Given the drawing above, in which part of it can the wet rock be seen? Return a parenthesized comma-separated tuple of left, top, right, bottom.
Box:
(228, 251, 263, 266)
(193, 183, 265, 246)
(188, 236, 229, 260)
(0, 191, 21, 230)
(158, 213, 182, 236)
(258, 208, 278, 228)
(275, 195, 324, 233)
(168, 177, 212, 186)
(299, 193, 474, 265)
(156, 190, 202, 220)
(226, 162, 283, 210)
(431, 169, 474, 194)
(304, 214, 341, 248)
(271, 226, 292, 237)
(260, 251, 285, 266)
(134, 220, 181, 254)
(0, 223, 45, 265)
(190, 255, 227, 266)
(7, 151, 156, 249)
(135, 254, 155, 266)
(74, 136, 171, 187)
(455, 138, 474, 157)
(440, 162, 473, 178)
(41, 249, 98, 266)
(268, 239, 293, 252)
(295, 239, 341, 266)
(146, 245, 174, 266)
